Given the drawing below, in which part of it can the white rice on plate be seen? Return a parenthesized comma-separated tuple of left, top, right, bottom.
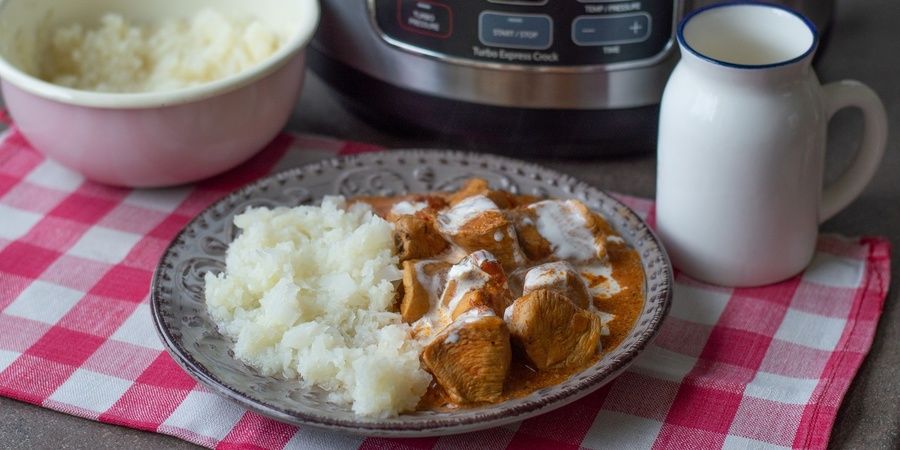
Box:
(204, 197, 432, 417)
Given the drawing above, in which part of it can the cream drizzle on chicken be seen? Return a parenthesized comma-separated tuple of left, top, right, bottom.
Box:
(357, 178, 643, 408)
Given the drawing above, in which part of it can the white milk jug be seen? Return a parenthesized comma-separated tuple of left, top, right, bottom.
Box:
(656, 3, 888, 287)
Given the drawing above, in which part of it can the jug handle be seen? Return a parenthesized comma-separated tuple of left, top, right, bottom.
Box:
(820, 80, 889, 223)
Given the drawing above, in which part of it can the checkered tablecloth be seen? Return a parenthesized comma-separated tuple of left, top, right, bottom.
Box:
(0, 126, 890, 449)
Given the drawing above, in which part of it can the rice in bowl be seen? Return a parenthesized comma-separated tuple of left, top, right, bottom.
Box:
(204, 197, 431, 417)
(41, 9, 283, 93)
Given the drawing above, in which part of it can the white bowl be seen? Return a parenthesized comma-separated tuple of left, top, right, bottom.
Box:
(0, 0, 320, 187)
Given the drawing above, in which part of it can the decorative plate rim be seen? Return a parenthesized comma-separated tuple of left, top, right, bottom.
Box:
(150, 149, 673, 437)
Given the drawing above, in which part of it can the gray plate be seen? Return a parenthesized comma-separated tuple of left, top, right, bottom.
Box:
(150, 150, 673, 437)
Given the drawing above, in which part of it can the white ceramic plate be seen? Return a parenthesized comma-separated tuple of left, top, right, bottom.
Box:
(150, 150, 673, 437)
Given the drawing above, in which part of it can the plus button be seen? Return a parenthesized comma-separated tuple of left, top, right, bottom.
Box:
(629, 21, 643, 35)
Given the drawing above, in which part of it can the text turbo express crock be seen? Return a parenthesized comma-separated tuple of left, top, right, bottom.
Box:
(309, 0, 833, 157)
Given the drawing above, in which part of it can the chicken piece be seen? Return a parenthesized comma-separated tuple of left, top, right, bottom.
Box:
(400, 260, 452, 323)
(394, 214, 449, 262)
(511, 194, 541, 208)
(447, 178, 516, 210)
(512, 207, 552, 261)
(437, 195, 525, 270)
(505, 289, 602, 370)
(441, 250, 514, 320)
(421, 308, 512, 404)
(385, 195, 449, 222)
(504, 267, 529, 299)
(568, 200, 616, 237)
(522, 261, 592, 310)
(348, 196, 396, 219)
(351, 195, 448, 221)
(513, 199, 608, 263)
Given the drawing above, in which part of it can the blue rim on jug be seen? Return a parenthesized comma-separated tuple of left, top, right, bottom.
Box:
(677, 1, 820, 70)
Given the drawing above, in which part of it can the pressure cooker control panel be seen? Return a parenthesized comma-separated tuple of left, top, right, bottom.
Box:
(370, 0, 677, 66)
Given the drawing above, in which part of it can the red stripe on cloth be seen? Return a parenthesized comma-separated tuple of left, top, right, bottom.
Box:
(815, 235, 872, 260)
(0, 129, 42, 178)
(136, 353, 198, 391)
(432, 423, 520, 449)
(732, 276, 803, 306)
(0, 242, 63, 281)
(338, 142, 384, 156)
(0, 173, 18, 198)
(511, 433, 581, 450)
(88, 266, 154, 303)
(654, 277, 800, 448)
(1, 180, 71, 215)
(602, 372, 681, 421)
(645, 203, 657, 229)
(121, 236, 173, 271)
(654, 424, 730, 449)
(793, 238, 891, 449)
(610, 193, 654, 219)
(0, 354, 78, 404)
(656, 278, 801, 447)
(856, 237, 891, 321)
(25, 326, 106, 366)
(175, 190, 229, 218)
(714, 293, 789, 336)
(39, 255, 111, 293)
(82, 340, 159, 380)
(729, 397, 805, 448)
(56, 295, 139, 337)
(217, 412, 297, 450)
(147, 213, 195, 240)
(217, 444, 269, 450)
(652, 317, 714, 358)
(0, 274, 33, 311)
(0, 314, 52, 352)
(47, 192, 126, 225)
(507, 384, 613, 449)
(41, 399, 102, 421)
(699, 328, 776, 371)
(359, 436, 439, 449)
(790, 283, 858, 319)
(654, 384, 742, 448)
(75, 181, 130, 202)
(98, 203, 170, 235)
(698, 278, 801, 371)
(99, 383, 191, 432)
(758, 340, 832, 379)
(197, 134, 295, 192)
(18, 216, 91, 253)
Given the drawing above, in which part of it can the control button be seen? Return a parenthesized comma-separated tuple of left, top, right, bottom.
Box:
(479, 12, 553, 50)
(572, 13, 652, 46)
(398, 0, 452, 38)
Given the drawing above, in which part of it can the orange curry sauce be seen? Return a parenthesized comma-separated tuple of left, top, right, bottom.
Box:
(354, 194, 645, 411)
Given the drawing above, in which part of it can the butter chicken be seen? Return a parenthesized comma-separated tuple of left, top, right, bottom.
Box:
(357, 178, 645, 411)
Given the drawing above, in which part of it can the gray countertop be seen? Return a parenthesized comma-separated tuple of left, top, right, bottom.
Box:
(1, 0, 897, 448)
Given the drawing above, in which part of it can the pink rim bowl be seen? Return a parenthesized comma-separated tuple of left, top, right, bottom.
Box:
(0, 0, 320, 187)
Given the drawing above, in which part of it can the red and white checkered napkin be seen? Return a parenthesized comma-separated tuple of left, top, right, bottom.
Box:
(0, 126, 890, 450)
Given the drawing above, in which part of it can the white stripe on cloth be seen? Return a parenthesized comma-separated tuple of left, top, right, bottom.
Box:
(163, 390, 246, 441)
(283, 427, 365, 450)
(582, 411, 665, 450)
(48, 369, 133, 413)
(773, 309, 847, 351)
